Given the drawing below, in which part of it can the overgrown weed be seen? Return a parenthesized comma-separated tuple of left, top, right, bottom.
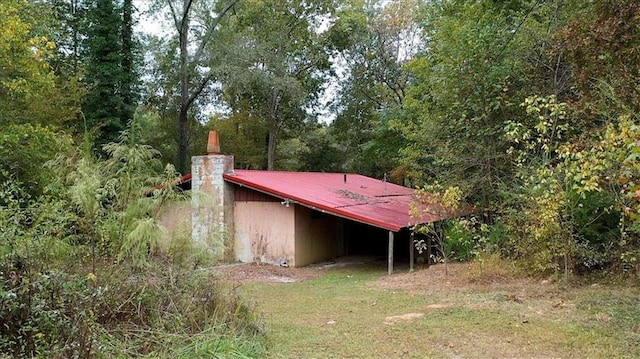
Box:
(1, 254, 265, 358)
(0, 127, 264, 358)
(464, 254, 525, 283)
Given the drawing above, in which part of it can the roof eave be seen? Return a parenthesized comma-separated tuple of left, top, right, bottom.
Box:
(224, 173, 404, 232)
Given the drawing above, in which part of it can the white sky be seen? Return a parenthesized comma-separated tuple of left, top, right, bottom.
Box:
(135, 1, 166, 36)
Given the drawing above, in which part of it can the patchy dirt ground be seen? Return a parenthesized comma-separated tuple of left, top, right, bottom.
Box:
(214, 256, 554, 296)
(371, 260, 553, 294)
(214, 257, 570, 321)
(213, 262, 323, 283)
(212, 255, 388, 283)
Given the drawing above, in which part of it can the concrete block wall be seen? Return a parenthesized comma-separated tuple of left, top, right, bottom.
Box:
(191, 155, 235, 261)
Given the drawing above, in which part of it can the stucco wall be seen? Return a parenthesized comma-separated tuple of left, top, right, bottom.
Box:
(234, 201, 295, 265)
(158, 199, 191, 253)
(294, 206, 340, 267)
(159, 200, 191, 233)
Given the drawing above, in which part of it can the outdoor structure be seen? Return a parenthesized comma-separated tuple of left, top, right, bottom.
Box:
(191, 132, 461, 274)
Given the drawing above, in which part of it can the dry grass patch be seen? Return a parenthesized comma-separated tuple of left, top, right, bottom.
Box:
(212, 262, 325, 283)
(225, 260, 640, 358)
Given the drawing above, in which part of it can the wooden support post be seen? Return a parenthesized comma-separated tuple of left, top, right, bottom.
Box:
(409, 232, 415, 272)
(427, 235, 432, 267)
(388, 231, 394, 275)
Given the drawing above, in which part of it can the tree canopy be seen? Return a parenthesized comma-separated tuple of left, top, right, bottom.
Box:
(3, 0, 640, 294)
(4, 0, 640, 355)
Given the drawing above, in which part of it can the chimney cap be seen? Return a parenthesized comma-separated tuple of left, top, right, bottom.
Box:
(207, 130, 221, 155)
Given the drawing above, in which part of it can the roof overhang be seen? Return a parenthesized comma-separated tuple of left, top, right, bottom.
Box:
(223, 170, 462, 232)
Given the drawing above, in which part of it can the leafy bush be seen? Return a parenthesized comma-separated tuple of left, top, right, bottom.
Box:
(0, 261, 264, 358)
(443, 220, 475, 262)
(444, 218, 509, 262)
(1, 127, 265, 358)
(0, 269, 99, 357)
(0, 124, 72, 200)
(500, 97, 640, 277)
(501, 201, 573, 276)
(569, 191, 620, 273)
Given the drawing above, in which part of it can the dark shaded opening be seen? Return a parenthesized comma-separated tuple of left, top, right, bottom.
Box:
(342, 221, 412, 262)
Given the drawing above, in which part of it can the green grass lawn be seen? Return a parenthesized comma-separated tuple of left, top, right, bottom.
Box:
(238, 261, 640, 358)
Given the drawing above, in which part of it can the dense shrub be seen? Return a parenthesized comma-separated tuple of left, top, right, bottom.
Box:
(569, 191, 620, 273)
(444, 218, 510, 263)
(1, 130, 265, 358)
(0, 261, 264, 358)
(443, 220, 475, 262)
(0, 124, 72, 200)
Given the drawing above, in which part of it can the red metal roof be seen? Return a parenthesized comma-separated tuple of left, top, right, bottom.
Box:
(223, 170, 456, 232)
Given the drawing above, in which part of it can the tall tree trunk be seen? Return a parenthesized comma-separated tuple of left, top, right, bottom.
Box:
(121, 0, 135, 123)
(266, 88, 282, 170)
(178, 105, 189, 173)
(166, 0, 238, 173)
(177, 0, 191, 174)
(72, 0, 80, 74)
(267, 124, 277, 170)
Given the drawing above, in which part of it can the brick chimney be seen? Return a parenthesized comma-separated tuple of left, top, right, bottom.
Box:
(191, 131, 234, 260)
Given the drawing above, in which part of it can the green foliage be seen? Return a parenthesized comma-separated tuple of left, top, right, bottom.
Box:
(0, 261, 265, 358)
(297, 125, 344, 172)
(275, 124, 344, 172)
(556, 0, 640, 116)
(328, 0, 420, 178)
(570, 191, 620, 272)
(166, 223, 217, 269)
(399, 0, 547, 204)
(207, 113, 268, 169)
(132, 107, 209, 171)
(5, 201, 76, 269)
(1, 124, 264, 357)
(411, 184, 466, 267)
(223, 0, 334, 170)
(0, 270, 98, 357)
(501, 96, 576, 275)
(504, 95, 570, 166)
(486, 0, 640, 277)
(479, 0, 640, 277)
(0, 0, 83, 127)
(83, 0, 140, 147)
(561, 115, 640, 274)
(443, 217, 508, 265)
(60, 127, 184, 268)
(147, 0, 242, 174)
(443, 220, 475, 262)
(501, 95, 640, 276)
(93, 266, 264, 357)
(0, 124, 73, 199)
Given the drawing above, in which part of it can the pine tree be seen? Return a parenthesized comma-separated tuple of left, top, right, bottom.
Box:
(83, 0, 138, 148)
(120, 0, 138, 126)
